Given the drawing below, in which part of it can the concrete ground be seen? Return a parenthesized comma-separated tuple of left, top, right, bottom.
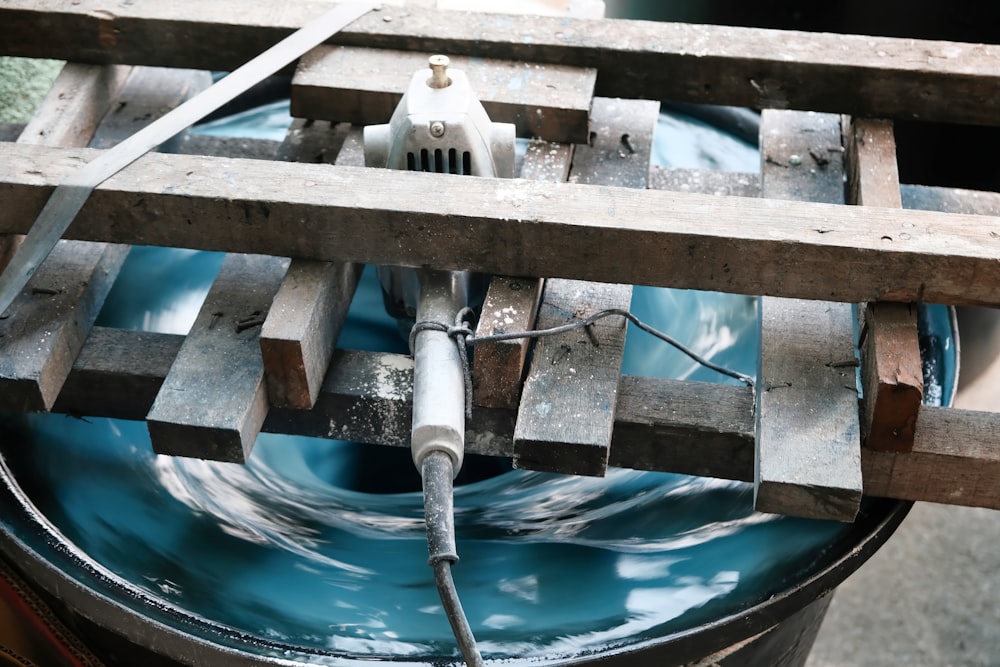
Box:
(808, 311, 1000, 667)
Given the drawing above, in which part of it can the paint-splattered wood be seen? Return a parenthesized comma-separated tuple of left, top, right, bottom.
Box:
(512, 280, 630, 476)
(146, 253, 289, 462)
(472, 274, 544, 410)
(0, 63, 134, 410)
(258, 120, 361, 409)
(291, 46, 594, 144)
(7, 143, 1000, 306)
(648, 166, 761, 198)
(512, 97, 656, 476)
(471, 141, 571, 410)
(845, 117, 923, 452)
(755, 110, 863, 522)
(50, 329, 997, 508)
(4, 2, 1000, 126)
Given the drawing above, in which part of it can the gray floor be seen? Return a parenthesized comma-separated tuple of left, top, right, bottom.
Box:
(807, 321, 1000, 667)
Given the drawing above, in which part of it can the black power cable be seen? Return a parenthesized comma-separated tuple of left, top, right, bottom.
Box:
(421, 451, 485, 667)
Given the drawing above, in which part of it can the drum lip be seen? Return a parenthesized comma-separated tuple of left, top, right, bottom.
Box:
(0, 307, 958, 666)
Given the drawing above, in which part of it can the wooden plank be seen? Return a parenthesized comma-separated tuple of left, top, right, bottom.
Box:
(859, 302, 924, 451)
(260, 260, 362, 409)
(52, 327, 182, 420)
(862, 405, 1000, 509)
(648, 166, 760, 198)
(0, 63, 134, 410)
(50, 328, 998, 509)
(2, 62, 129, 271)
(511, 98, 655, 475)
(0, 241, 129, 411)
(86, 66, 213, 150)
(472, 275, 544, 410)
(146, 253, 289, 462)
(3, 2, 1000, 126)
(845, 117, 924, 452)
(258, 119, 361, 410)
(755, 110, 863, 521)
(291, 46, 594, 144)
(7, 143, 1000, 307)
(512, 279, 630, 475)
(608, 376, 755, 482)
(15, 63, 132, 149)
(471, 140, 570, 409)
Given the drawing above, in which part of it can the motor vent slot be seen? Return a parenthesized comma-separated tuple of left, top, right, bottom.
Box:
(406, 149, 473, 175)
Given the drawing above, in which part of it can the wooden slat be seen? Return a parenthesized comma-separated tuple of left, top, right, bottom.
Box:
(845, 117, 923, 452)
(512, 97, 656, 476)
(261, 260, 361, 409)
(512, 280, 630, 475)
(472, 274, 544, 410)
(0, 63, 134, 410)
(146, 253, 289, 462)
(0, 241, 129, 411)
(291, 46, 594, 144)
(862, 406, 1000, 509)
(50, 328, 999, 509)
(648, 166, 761, 198)
(258, 120, 361, 409)
(608, 376, 755, 481)
(3, 2, 1000, 126)
(859, 302, 923, 451)
(755, 110, 862, 522)
(647, 165, 1000, 217)
(6, 143, 1000, 306)
(472, 141, 571, 409)
(14, 63, 132, 149)
(86, 66, 213, 150)
(52, 327, 182, 420)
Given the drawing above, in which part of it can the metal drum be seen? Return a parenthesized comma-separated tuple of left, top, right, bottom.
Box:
(0, 108, 959, 667)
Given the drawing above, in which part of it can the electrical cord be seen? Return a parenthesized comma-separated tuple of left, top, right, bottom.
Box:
(421, 451, 485, 667)
(411, 306, 755, 419)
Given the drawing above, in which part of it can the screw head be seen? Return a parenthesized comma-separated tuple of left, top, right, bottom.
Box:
(429, 121, 446, 138)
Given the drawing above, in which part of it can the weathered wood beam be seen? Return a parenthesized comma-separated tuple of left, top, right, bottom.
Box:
(512, 280, 631, 476)
(260, 260, 362, 409)
(146, 253, 289, 462)
(845, 117, 924, 452)
(512, 98, 656, 476)
(755, 111, 863, 522)
(473, 274, 545, 410)
(4, 143, 1000, 306)
(472, 142, 570, 409)
(3, 2, 1000, 126)
(291, 46, 595, 143)
(48, 326, 998, 509)
(258, 120, 361, 410)
(862, 406, 1000, 509)
(0, 63, 134, 411)
(648, 166, 1000, 218)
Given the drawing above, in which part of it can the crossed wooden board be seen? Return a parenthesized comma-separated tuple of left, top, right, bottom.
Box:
(0, 1, 998, 521)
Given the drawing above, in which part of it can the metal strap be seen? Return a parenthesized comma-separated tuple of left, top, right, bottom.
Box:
(0, 2, 376, 315)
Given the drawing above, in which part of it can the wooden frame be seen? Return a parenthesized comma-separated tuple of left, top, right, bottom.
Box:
(1, 2, 998, 517)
